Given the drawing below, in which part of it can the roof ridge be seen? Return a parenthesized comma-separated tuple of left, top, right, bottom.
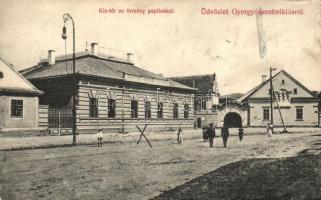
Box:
(21, 55, 195, 91)
(170, 74, 214, 78)
(237, 70, 282, 102)
(0, 57, 43, 94)
(237, 69, 315, 102)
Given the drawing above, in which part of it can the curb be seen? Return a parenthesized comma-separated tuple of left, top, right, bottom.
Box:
(0, 131, 319, 151)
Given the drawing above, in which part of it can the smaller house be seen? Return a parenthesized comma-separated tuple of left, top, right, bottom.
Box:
(0, 57, 43, 131)
(231, 70, 319, 127)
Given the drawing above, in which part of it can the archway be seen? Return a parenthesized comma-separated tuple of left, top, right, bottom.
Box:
(224, 112, 242, 128)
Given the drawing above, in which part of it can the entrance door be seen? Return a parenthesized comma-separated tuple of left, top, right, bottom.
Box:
(48, 106, 72, 128)
(224, 112, 242, 128)
(197, 118, 202, 128)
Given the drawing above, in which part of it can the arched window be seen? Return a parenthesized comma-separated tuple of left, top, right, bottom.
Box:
(173, 103, 178, 119)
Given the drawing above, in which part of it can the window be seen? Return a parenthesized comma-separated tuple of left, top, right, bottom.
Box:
(157, 102, 163, 119)
(184, 104, 189, 119)
(173, 103, 178, 119)
(89, 98, 98, 118)
(293, 88, 297, 94)
(11, 99, 23, 118)
(202, 100, 206, 110)
(263, 108, 269, 120)
(276, 89, 290, 102)
(194, 95, 202, 111)
(0, 71, 3, 78)
(108, 99, 116, 118)
(144, 102, 151, 119)
(131, 100, 138, 118)
(194, 100, 198, 111)
(282, 80, 285, 85)
(296, 107, 303, 120)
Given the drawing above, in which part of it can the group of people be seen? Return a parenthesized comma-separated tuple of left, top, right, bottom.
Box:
(95, 121, 275, 147)
(202, 124, 244, 148)
(96, 125, 245, 148)
(177, 124, 232, 148)
(95, 123, 274, 147)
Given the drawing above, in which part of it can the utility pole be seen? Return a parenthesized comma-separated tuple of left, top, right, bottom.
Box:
(269, 67, 276, 131)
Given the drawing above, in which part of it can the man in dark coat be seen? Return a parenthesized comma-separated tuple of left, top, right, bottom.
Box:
(221, 125, 229, 148)
(208, 123, 215, 148)
(202, 127, 208, 142)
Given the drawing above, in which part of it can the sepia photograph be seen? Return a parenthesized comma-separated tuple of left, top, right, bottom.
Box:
(0, 0, 321, 199)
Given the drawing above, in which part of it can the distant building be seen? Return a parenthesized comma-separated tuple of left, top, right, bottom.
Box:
(219, 93, 243, 105)
(170, 73, 219, 128)
(20, 44, 196, 133)
(0, 57, 43, 131)
(221, 70, 319, 127)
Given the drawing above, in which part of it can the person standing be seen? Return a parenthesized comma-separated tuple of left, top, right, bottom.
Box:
(238, 128, 244, 141)
(221, 125, 229, 148)
(208, 123, 215, 148)
(202, 127, 208, 142)
(96, 128, 103, 147)
(177, 128, 183, 144)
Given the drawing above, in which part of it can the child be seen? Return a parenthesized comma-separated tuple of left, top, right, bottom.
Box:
(96, 128, 103, 147)
(266, 123, 273, 137)
(177, 128, 183, 144)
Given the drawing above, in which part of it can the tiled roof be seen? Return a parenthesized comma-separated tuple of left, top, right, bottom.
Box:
(20, 52, 195, 91)
(170, 74, 215, 95)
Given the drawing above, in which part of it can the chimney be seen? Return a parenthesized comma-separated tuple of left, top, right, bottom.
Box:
(48, 50, 56, 65)
(126, 53, 133, 63)
(262, 75, 267, 83)
(91, 43, 99, 56)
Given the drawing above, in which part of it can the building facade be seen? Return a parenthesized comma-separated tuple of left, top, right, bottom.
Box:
(232, 70, 319, 127)
(170, 73, 220, 128)
(0, 58, 43, 131)
(21, 44, 196, 133)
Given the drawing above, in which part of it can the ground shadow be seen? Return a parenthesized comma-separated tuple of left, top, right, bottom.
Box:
(311, 134, 321, 137)
(151, 153, 321, 200)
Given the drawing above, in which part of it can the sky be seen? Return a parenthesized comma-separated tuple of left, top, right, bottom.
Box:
(0, 0, 320, 95)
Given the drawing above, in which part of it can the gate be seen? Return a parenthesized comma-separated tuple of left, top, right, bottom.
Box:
(48, 106, 72, 128)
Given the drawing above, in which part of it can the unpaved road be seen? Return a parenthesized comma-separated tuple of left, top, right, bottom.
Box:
(0, 132, 320, 200)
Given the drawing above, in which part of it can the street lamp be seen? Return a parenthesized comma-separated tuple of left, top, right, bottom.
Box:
(62, 13, 77, 145)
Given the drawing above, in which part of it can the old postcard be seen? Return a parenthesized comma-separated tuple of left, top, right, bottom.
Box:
(0, 0, 321, 199)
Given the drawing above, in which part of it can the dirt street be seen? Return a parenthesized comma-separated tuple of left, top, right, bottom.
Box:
(0, 131, 320, 200)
